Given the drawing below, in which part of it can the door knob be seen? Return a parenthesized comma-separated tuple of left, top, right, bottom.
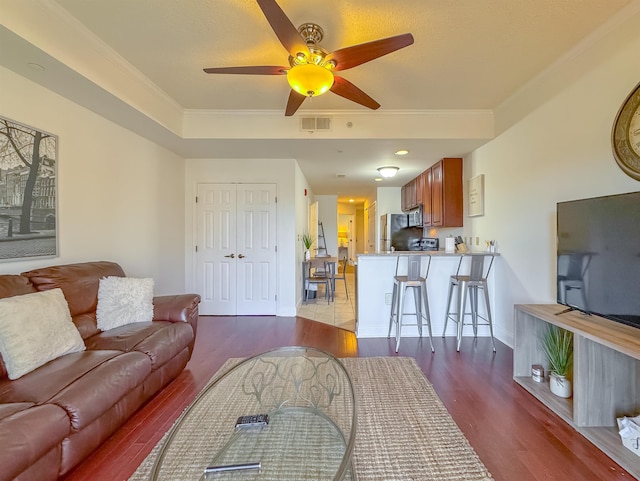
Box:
(238, 254, 245, 259)
(224, 253, 235, 258)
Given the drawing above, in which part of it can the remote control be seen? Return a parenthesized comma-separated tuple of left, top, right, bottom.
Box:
(235, 414, 269, 429)
(204, 462, 261, 474)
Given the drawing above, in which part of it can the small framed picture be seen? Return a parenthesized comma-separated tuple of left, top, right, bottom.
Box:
(468, 174, 484, 217)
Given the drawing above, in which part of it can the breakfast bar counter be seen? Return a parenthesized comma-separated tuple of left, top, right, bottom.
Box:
(355, 251, 498, 339)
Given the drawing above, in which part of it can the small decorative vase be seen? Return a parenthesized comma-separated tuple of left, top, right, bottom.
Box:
(305, 250, 310, 261)
(549, 372, 572, 398)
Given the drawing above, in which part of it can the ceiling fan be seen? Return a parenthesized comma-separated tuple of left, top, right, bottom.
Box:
(203, 0, 414, 116)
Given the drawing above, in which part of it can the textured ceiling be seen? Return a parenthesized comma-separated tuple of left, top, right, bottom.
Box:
(53, 0, 632, 112)
(2, 0, 635, 203)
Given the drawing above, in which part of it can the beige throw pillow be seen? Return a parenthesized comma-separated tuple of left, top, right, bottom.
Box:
(97, 277, 154, 331)
(0, 288, 86, 380)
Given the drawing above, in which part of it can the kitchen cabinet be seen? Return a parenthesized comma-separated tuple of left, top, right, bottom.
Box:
(401, 184, 408, 211)
(415, 171, 424, 206)
(401, 178, 417, 211)
(408, 179, 417, 209)
(428, 157, 462, 227)
(422, 167, 432, 226)
(431, 161, 444, 225)
(401, 157, 462, 226)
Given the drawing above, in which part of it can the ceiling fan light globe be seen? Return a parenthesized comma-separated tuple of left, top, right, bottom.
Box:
(287, 64, 334, 97)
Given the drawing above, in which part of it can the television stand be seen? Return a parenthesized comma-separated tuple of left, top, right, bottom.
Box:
(514, 304, 640, 479)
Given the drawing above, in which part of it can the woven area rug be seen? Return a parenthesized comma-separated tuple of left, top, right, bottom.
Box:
(129, 357, 493, 481)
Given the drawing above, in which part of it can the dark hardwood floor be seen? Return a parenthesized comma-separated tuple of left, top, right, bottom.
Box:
(62, 316, 631, 481)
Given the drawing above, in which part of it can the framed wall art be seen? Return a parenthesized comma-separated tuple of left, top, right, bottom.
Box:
(0, 116, 58, 261)
(468, 174, 484, 217)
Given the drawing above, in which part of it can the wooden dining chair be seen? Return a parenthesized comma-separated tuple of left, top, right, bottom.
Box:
(303, 260, 331, 304)
(333, 258, 349, 299)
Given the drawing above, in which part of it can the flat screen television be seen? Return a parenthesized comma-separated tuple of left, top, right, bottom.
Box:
(556, 191, 640, 327)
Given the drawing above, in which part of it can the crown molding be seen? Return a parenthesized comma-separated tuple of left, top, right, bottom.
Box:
(4, 0, 184, 134)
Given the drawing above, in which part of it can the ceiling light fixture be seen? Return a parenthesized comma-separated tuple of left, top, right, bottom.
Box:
(286, 25, 335, 98)
(395, 149, 409, 156)
(374, 178, 383, 182)
(377, 166, 399, 178)
(287, 63, 334, 97)
(27, 62, 45, 71)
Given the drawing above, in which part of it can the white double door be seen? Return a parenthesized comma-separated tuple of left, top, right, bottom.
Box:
(196, 183, 277, 315)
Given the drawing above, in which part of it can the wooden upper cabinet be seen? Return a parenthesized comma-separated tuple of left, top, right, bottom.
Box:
(431, 157, 463, 227)
(401, 184, 410, 211)
(402, 158, 462, 226)
(410, 179, 417, 208)
(415, 171, 424, 206)
(431, 161, 444, 225)
(401, 178, 418, 211)
(422, 167, 433, 226)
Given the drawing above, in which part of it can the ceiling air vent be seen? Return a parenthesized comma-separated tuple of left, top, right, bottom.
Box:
(300, 116, 332, 132)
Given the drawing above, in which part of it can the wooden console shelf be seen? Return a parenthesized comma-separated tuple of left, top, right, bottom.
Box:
(514, 304, 640, 479)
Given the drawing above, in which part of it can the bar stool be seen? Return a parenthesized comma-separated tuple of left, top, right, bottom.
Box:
(443, 254, 496, 352)
(387, 255, 435, 353)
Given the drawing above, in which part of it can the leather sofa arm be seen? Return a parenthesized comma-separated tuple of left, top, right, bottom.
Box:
(153, 294, 201, 323)
(153, 294, 200, 341)
(153, 293, 200, 358)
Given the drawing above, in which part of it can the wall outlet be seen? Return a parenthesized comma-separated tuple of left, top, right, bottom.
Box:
(385, 293, 393, 305)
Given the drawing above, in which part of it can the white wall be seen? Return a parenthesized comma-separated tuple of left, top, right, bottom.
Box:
(295, 162, 314, 305)
(355, 206, 365, 253)
(0, 66, 186, 294)
(315, 195, 338, 257)
(184, 158, 298, 316)
(376, 187, 402, 216)
(375, 186, 402, 251)
(466, 9, 640, 346)
(337, 203, 356, 216)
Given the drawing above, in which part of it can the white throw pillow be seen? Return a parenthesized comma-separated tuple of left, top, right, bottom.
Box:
(0, 288, 86, 380)
(97, 277, 154, 331)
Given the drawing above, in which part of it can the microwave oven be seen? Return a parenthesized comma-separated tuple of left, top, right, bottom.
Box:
(408, 206, 422, 227)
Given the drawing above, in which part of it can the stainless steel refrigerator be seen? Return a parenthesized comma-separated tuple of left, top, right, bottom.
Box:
(380, 214, 424, 251)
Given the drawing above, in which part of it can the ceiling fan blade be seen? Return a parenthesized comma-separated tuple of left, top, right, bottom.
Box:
(256, 0, 310, 58)
(326, 33, 414, 71)
(285, 90, 306, 116)
(203, 66, 287, 75)
(330, 76, 380, 110)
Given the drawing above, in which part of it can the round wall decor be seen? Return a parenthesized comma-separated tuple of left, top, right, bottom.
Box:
(612, 81, 640, 181)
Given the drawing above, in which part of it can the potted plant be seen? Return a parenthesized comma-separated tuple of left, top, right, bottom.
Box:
(540, 325, 573, 398)
(302, 232, 314, 260)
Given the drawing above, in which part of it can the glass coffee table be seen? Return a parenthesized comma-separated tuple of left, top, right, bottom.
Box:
(149, 347, 357, 480)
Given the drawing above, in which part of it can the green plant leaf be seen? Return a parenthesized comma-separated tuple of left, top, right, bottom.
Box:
(540, 325, 573, 376)
(302, 232, 314, 250)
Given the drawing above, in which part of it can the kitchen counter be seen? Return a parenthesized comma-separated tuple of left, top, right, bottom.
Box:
(359, 250, 496, 257)
(355, 251, 498, 339)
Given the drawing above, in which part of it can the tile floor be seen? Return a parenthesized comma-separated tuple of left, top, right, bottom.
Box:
(297, 272, 357, 332)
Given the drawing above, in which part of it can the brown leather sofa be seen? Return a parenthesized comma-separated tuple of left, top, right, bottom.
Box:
(0, 261, 200, 481)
